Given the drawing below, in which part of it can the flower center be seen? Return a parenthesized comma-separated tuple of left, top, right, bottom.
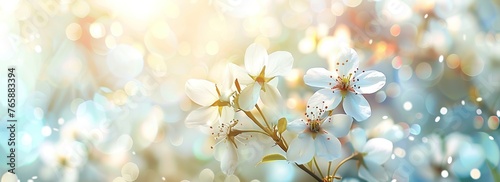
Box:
(212, 100, 231, 116)
(210, 119, 243, 149)
(255, 66, 267, 84)
(340, 76, 351, 90)
(309, 120, 321, 133)
(332, 74, 356, 97)
(305, 105, 327, 136)
(212, 84, 233, 115)
(329, 59, 363, 97)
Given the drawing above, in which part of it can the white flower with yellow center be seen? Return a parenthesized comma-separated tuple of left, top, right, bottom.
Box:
(185, 76, 235, 126)
(304, 47, 386, 121)
(231, 43, 293, 111)
(286, 106, 353, 164)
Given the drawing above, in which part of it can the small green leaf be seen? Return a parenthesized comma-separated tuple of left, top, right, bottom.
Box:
(257, 153, 286, 165)
(277, 117, 287, 134)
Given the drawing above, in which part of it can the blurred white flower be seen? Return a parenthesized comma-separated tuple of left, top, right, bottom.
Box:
(408, 133, 486, 180)
(350, 128, 393, 182)
(286, 106, 353, 164)
(185, 72, 236, 126)
(231, 43, 293, 111)
(304, 47, 386, 121)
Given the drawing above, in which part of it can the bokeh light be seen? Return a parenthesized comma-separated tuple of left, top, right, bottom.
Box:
(1, 0, 499, 181)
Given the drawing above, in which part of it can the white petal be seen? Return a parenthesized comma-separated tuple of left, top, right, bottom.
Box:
(314, 134, 341, 161)
(267, 77, 279, 87)
(343, 92, 371, 121)
(304, 68, 337, 88)
(321, 114, 353, 137)
(349, 128, 367, 152)
(287, 119, 307, 133)
(244, 43, 268, 76)
(307, 88, 342, 110)
(238, 83, 261, 111)
(260, 83, 282, 107)
(265, 51, 293, 77)
(332, 47, 359, 76)
(185, 79, 219, 106)
(228, 63, 254, 85)
(220, 106, 235, 124)
(221, 64, 235, 91)
(354, 70, 386, 94)
(221, 142, 238, 175)
(261, 105, 283, 124)
(286, 133, 315, 164)
(185, 106, 219, 127)
(362, 138, 393, 165)
(358, 160, 389, 182)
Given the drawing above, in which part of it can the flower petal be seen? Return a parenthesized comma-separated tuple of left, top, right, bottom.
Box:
(260, 83, 282, 107)
(321, 114, 353, 137)
(185, 106, 219, 127)
(343, 92, 371, 121)
(238, 83, 261, 111)
(332, 47, 359, 76)
(354, 70, 386, 94)
(314, 134, 341, 161)
(185, 79, 219, 106)
(245, 43, 268, 76)
(267, 77, 279, 87)
(358, 159, 389, 182)
(220, 64, 235, 91)
(261, 105, 283, 124)
(362, 138, 393, 165)
(349, 128, 367, 152)
(221, 142, 238, 175)
(287, 133, 315, 164)
(265, 51, 293, 77)
(220, 106, 235, 124)
(304, 67, 337, 88)
(287, 119, 307, 133)
(307, 88, 342, 111)
(228, 63, 254, 85)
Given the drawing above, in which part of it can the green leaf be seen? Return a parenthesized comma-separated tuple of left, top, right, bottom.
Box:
(257, 153, 286, 165)
(277, 117, 287, 134)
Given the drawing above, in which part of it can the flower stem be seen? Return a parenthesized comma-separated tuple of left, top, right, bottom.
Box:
(280, 133, 288, 148)
(239, 129, 270, 136)
(273, 133, 323, 182)
(327, 161, 332, 179)
(233, 79, 322, 182)
(243, 111, 270, 133)
(313, 157, 324, 178)
(255, 104, 271, 129)
(331, 153, 360, 181)
(296, 163, 323, 182)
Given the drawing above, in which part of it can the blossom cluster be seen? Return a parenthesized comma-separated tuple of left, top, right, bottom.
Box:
(185, 43, 393, 181)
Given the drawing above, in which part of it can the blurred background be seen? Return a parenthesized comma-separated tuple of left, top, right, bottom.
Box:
(0, 0, 500, 181)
